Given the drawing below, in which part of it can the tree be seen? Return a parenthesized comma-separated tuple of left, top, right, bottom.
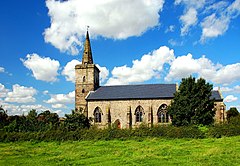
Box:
(0, 106, 8, 129)
(26, 109, 38, 131)
(37, 110, 59, 130)
(226, 107, 239, 123)
(168, 76, 215, 126)
(64, 110, 91, 131)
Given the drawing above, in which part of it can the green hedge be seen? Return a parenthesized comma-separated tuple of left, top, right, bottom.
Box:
(0, 125, 206, 142)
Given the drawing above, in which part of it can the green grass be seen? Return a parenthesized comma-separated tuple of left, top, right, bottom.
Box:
(0, 136, 240, 166)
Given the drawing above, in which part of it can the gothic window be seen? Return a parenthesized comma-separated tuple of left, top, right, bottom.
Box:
(135, 106, 144, 122)
(83, 76, 86, 82)
(82, 89, 85, 93)
(94, 107, 102, 123)
(157, 104, 168, 123)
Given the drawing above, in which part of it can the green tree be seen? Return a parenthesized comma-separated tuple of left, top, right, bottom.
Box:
(26, 109, 38, 131)
(64, 110, 91, 131)
(37, 110, 59, 130)
(226, 107, 239, 123)
(0, 106, 8, 129)
(168, 76, 215, 126)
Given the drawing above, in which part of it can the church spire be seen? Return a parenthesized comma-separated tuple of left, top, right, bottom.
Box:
(82, 30, 93, 64)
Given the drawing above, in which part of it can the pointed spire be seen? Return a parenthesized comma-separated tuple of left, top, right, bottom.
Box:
(82, 30, 93, 64)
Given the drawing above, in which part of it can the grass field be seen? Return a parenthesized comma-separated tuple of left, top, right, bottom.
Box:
(0, 136, 240, 166)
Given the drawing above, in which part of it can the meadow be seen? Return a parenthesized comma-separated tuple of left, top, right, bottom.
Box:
(0, 136, 240, 166)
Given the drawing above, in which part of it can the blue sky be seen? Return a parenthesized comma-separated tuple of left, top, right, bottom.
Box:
(0, 0, 240, 116)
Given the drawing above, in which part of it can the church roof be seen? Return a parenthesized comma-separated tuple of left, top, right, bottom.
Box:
(86, 84, 177, 101)
(211, 90, 223, 101)
(86, 84, 223, 101)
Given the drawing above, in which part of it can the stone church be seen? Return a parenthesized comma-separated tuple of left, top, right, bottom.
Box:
(75, 31, 226, 128)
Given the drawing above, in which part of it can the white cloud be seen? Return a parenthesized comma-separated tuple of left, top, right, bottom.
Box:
(200, 0, 240, 42)
(62, 59, 81, 82)
(21, 53, 60, 82)
(45, 91, 75, 104)
(175, 0, 205, 36)
(200, 14, 230, 42)
(174, 0, 205, 9)
(62, 59, 109, 84)
(106, 46, 175, 85)
(52, 104, 67, 109)
(165, 52, 240, 85)
(4, 84, 37, 103)
(165, 25, 175, 33)
(224, 95, 238, 103)
(96, 64, 109, 84)
(180, 8, 198, 35)
(165, 53, 200, 81)
(43, 90, 49, 95)
(0, 103, 51, 115)
(0, 83, 9, 98)
(0, 67, 5, 73)
(209, 63, 240, 85)
(168, 39, 184, 46)
(219, 86, 233, 93)
(44, 0, 164, 55)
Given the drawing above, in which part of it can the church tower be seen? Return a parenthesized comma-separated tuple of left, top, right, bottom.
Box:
(75, 31, 100, 116)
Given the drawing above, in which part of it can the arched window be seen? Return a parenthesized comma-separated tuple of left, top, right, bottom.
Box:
(83, 76, 86, 82)
(94, 107, 102, 123)
(82, 89, 85, 93)
(157, 104, 168, 123)
(135, 106, 144, 122)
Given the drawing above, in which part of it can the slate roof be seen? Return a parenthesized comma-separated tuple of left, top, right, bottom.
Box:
(211, 90, 223, 101)
(86, 84, 176, 101)
(86, 84, 223, 102)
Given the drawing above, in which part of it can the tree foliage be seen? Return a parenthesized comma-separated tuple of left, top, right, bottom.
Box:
(226, 107, 239, 123)
(64, 110, 91, 131)
(168, 76, 215, 126)
(0, 106, 8, 129)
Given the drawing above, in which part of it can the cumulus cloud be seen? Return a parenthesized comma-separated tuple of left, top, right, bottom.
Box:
(106, 46, 175, 85)
(4, 84, 37, 103)
(44, 0, 164, 55)
(224, 95, 238, 103)
(62, 59, 109, 84)
(21, 53, 60, 82)
(0, 67, 5, 73)
(96, 64, 109, 83)
(165, 53, 240, 85)
(0, 103, 50, 115)
(44, 91, 75, 105)
(62, 59, 81, 82)
(52, 104, 67, 109)
(0, 83, 9, 98)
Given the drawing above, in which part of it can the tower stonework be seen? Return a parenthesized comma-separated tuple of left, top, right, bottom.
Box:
(75, 31, 100, 116)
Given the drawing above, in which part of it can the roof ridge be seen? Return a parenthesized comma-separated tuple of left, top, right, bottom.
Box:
(101, 83, 177, 88)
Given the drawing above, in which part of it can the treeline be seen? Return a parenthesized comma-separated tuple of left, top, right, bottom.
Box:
(0, 107, 90, 133)
(0, 106, 240, 142)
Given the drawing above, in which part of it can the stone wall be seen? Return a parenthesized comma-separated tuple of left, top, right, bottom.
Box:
(75, 64, 99, 115)
(87, 99, 225, 128)
(87, 99, 172, 128)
